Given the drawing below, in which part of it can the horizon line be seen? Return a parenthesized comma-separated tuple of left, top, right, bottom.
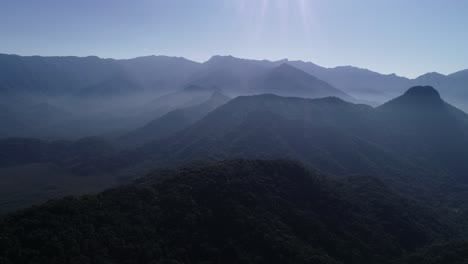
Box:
(1, 52, 464, 79)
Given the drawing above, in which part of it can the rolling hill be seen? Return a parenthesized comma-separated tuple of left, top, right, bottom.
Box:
(0, 160, 452, 264)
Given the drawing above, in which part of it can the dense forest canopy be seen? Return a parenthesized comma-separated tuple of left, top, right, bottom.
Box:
(0, 160, 461, 264)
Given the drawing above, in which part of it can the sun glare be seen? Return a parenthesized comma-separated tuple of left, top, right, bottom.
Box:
(235, 0, 314, 40)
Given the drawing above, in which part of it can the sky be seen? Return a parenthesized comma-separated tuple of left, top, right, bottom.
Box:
(1, 0, 468, 78)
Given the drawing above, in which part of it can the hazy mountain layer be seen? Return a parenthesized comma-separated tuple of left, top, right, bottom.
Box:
(120, 91, 230, 146)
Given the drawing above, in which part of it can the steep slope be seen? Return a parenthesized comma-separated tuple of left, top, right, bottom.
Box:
(0, 160, 451, 264)
(135, 87, 468, 205)
(143, 94, 419, 180)
(250, 64, 354, 101)
(121, 91, 230, 145)
(376, 86, 468, 181)
(412, 70, 468, 111)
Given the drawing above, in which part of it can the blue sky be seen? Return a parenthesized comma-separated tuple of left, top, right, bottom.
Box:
(1, 0, 467, 78)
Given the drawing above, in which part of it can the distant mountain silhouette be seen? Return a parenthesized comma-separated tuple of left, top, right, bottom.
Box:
(118, 55, 201, 91)
(185, 55, 275, 94)
(287, 60, 411, 102)
(250, 63, 354, 101)
(0, 54, 201, 96)
(3, 54, 468, 140)
(414, 72, 447, 85)
(2, 53, 468, 110)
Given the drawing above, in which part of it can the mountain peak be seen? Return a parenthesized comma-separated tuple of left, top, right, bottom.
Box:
(205, 55, 237, 64)
(416, 72, 446, 79)
(379, 86, 445, 110)
(403, 86, 441, 99)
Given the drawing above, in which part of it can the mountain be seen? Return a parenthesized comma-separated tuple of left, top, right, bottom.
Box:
(0, 54, 206, 139)
(250, 64, 354, 101)
(185, 56, 354, 102)
(0, 54, 202, 96)
(142, 93, 417, 180)
(3, 53, 468, 140)
(412, 70, 468, 111)
(128, 86, 468, 208)
(120, 91, 230, 145)
(287, 60, 411, 102)
(441, 70, 468, 110)
(413, 72, 447, 86)
(3, 86, 468, 213)
(146, 86, 468, 180)
(2, 53, 468, 109)
(185, 55, 274, 95)
(189, 56, 468, 110)
(376, 86, 468, 180)
(118, 55, 201, 91)
(0, 54, 134, 96)
(0, 160, 452, 264)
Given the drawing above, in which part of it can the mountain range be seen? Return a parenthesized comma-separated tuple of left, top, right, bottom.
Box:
(2, 53, 468, 104)
(3, 53, 468, 140)
(3, 53, 468, 262)
(142, 86, 468, 180)
(2, 86, 468, 214)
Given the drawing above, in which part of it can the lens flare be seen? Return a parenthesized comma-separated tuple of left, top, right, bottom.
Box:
(235, 0, 314, 39)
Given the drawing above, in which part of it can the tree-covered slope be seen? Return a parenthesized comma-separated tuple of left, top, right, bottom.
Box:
(0, 160, 451, 264)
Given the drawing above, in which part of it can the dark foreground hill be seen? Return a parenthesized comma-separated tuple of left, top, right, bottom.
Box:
(0, 160, 452, 264)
